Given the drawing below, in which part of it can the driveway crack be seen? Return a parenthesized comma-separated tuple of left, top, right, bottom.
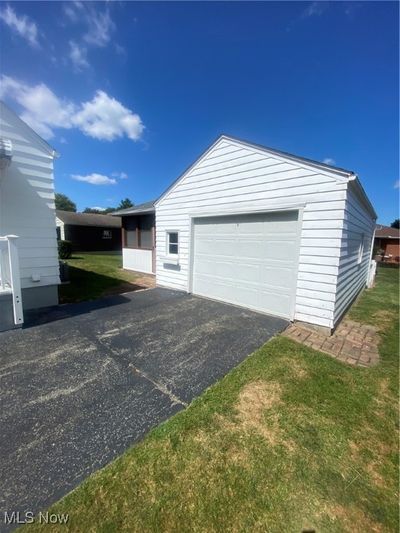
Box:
(83, 328, 188, 409)
(128, 363, 188, 407)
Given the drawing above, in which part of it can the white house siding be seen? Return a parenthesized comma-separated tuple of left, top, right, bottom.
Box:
(0, 103, 60, 307)
(156, 137, 351, 329)
(122, 248, 154, 274)
(333, 182, 375, 324)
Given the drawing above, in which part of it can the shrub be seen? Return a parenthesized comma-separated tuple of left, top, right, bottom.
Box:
(58, 240, 72, 259)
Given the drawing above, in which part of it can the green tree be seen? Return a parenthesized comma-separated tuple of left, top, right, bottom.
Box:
(83, 207, 117, 214)
(117, 198, 134, 210)
(55, 193, 76, 212)
(83, 208, 104, 214)
(390, 219, 400, 229)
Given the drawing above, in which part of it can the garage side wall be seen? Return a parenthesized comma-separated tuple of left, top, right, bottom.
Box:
(333, 182, 375, 325)
(156, 138, 347, 328)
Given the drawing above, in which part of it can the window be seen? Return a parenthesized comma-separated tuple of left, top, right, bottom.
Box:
(124, 215, 154, 249)
(357, 233, 365, 264)
(167, 232, 179, 255)
(102, 229, 112, 239)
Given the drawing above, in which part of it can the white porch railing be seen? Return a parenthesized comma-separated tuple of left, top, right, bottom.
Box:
(0, 235, 24, 326)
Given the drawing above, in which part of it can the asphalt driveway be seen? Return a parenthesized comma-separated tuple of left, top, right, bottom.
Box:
(0, 288, 287, 527)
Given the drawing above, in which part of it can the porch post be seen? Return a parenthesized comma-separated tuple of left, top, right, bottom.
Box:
(7, 235, 24, 326)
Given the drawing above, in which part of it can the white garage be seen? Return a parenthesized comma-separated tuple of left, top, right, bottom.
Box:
(192, 211, 300, 319)
(155, 135, 376, 332)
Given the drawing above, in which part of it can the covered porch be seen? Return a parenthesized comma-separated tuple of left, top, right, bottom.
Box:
(113, 201, 156, 275)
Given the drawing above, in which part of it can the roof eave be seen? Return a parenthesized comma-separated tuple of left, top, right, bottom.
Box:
(112, 208, 155, 216)
(348, 175, 378, 220)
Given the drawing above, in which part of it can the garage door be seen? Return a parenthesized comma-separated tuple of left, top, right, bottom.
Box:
(192, 211, 300, 319)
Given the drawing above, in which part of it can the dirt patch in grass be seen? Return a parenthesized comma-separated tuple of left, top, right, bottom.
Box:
(279, 356, 309, 379)
(371, 310, 393, 331)
(215, 380, 295, 450)
(326, 504, 383, 532)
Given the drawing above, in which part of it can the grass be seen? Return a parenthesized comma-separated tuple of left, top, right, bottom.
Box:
(59, 253, 146, 303)
(28, 268, 399, 532)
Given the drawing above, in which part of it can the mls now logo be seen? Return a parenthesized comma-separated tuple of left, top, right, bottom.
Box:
(3, 511, 69, 525)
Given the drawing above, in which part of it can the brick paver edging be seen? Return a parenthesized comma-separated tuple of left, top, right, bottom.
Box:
(283, 319, 380, 367)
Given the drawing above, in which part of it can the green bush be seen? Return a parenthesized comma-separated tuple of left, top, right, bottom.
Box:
(58, 240, 72, 259)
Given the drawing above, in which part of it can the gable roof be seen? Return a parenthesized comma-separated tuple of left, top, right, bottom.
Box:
(112, 200, 155, 216)
(155, 134, 356, 207)
(0, 100, 59, 158)
(56, 210, 121, 228)
(375, 225, 400, 239)
(155, 134, 377, 220)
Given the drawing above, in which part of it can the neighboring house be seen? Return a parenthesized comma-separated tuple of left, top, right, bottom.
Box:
(0, 101, 60, 330)
(154, 135, 377, 332)
(373, 224, 400, 263)
(56, 211, 121, 252)
(112, 201, 155, 274)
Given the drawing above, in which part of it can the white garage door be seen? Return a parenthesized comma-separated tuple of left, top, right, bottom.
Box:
(192, 211, 300, 319)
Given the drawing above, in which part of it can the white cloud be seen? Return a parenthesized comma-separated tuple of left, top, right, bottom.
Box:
(90, 206, 106, 211)
(323, 157, 336, 165)
(302, 2, 326, 19)
(0, 75, 76, 138)
(287, 1, 328, 31)
(394, 180, 400, 189)
(64, 2, 114, 48)
(0, 4, 39, 47)
(73, 90, 144, 141)
(112, 171, 128, 180)
(69, 41, 89, 71)
(84, 8, 114, 47)
(1, 75, 144, 142)
(63, 1, 84, 22)
(71, 173, 117, 185)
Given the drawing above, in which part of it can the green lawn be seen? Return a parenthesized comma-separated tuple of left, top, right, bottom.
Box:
(59, 253, 147, 303)
(29, 268, 399, 532)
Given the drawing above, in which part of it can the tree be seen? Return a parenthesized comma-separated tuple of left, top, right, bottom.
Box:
(83, 207, 104, 214)
(390, 219, 400, 229)
(83, 207, 117, 214)
(55, 193, 76, 212)
(117, 198, 134, 210)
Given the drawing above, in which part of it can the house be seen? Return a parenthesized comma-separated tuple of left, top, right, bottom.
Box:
(373, 224, 400, 263)
(154, 135, 376, 333)
(0, 101, 60, 330)
(56, 210, 121, 252)
(112, 201, 155, 274)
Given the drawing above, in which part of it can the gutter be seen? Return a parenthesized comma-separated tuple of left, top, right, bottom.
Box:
(348, 174, 378, 220)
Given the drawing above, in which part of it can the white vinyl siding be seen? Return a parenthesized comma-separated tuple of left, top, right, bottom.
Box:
(156, 138, 351, 329)
(0, 103, 60, 291)
(333, 182, 375, 324)
(122, 248, 154, 274)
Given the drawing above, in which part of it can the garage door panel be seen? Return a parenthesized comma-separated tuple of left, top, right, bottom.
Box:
(192, 212, 300, 319)
(260, 265, 294, 289)
(196, 238, 235, 256)
(261, 240, 298, 261)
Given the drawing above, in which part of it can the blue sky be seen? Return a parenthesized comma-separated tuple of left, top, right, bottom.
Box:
(1, 1, 398, 223)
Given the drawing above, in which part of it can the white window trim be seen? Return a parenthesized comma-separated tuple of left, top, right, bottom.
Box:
(162, 230, 180, 265)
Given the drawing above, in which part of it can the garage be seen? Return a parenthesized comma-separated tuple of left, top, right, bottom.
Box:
(192, 211, 300, 319)
(155, 134, 376, 331)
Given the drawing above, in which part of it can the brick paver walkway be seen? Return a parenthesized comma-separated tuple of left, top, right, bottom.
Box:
(283, 318, 380, 367)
